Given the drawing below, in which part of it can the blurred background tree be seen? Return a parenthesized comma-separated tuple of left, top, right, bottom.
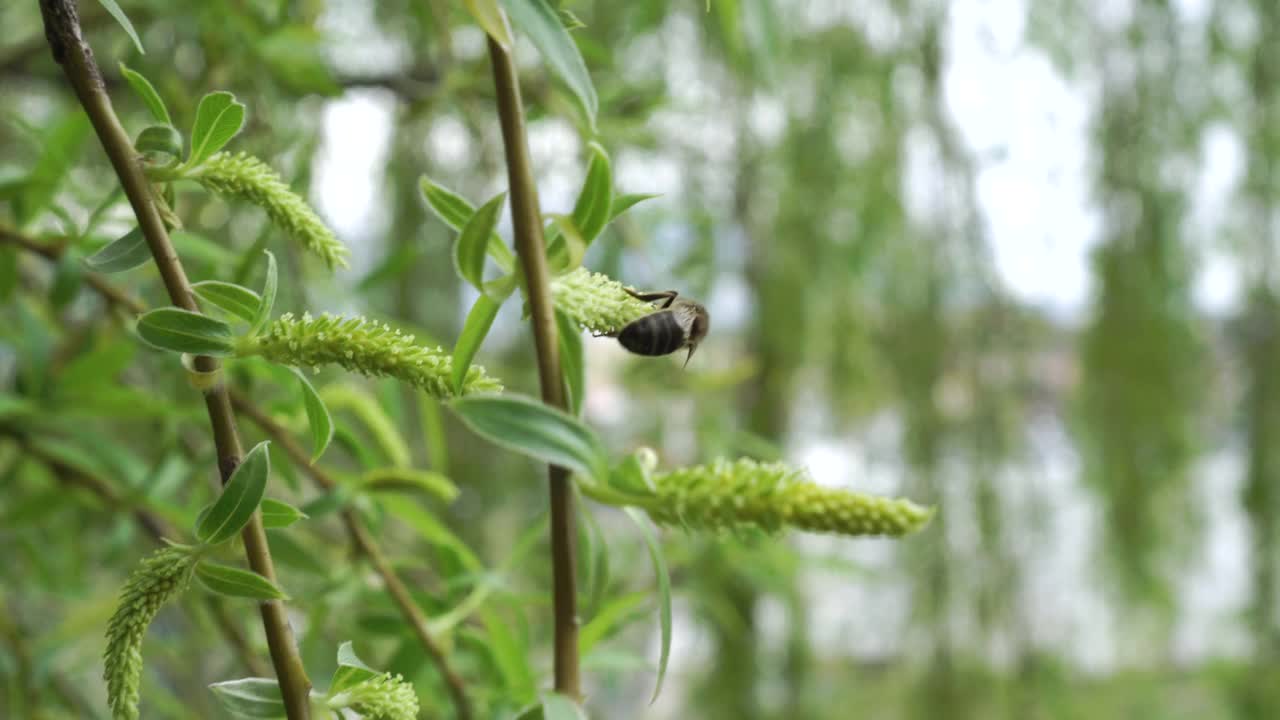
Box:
(3, 0, 1280, 717)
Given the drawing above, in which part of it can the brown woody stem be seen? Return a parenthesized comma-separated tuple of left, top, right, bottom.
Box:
(486, 34, 581, 696)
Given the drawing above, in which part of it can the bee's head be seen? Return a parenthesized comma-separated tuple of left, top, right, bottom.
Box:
(682, 301, 710, 368)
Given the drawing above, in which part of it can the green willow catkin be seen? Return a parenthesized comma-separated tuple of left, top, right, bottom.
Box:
(550, 267, 655, 334)
(328, 673, 420, 720)
(103, 547, 198, 720)
(648, 458, 934, 537)
(192, 152, 350, 269)
(238, 312, 502, 398)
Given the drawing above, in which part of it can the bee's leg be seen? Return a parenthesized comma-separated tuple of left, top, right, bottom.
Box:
(625, 288, 679, 309)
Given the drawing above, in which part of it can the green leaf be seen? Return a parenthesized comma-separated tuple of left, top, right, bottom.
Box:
(450, 394, 608, 483)
(465, 0, 513, 49)
(624, 508, 671, 704)
(330, 641, 378, 695)
(196, 441, 270, 544)
(134, 124, 182, 158)
(516, 693, 588, 720)
(136, 308, 236, 356)
(257, 27, 340, 96)
(580, 592, 649, 655)
(455, 191, 507, 292)
(84, 227, 150, 273)
(482, 608, 535, 702)
(209, 678, 285, 719)
(49, 251, 83, 309)
(96, 0, 145, 55)
(188, 91, 247, 166)
(544, 215, 586, 275)
(251, 250, 278, 335)
(196, 561, 288, 600)
(193, 281, 262, 323)
(420, 177, 516, 273)
(119, 63, 170, 124)
(556, 310, 585, 416)
(381, 495, 482, 572)
(260, 498, 307, 529)
(609, 193, 660, 221)
(501, 0, 598, 129)
(360, 467, 459, 503)
(452, 294, 501, 396)
(290, 367, 333, 461)
(571, 142, 612, 245)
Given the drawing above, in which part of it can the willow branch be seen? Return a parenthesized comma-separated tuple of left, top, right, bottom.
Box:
(36, 2, 311, 715)
(486, 34, 580, 696)
(229, 392, 473, 720)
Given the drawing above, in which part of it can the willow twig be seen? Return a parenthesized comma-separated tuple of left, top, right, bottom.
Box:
(486, 32, 580, 696)
(36, 2, 311, 715)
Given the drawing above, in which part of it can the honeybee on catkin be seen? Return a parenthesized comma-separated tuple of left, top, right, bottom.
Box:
(608, 289, 710, 367)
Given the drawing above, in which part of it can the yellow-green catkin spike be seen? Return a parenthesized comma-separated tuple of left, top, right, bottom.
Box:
(238, 312, 502, 398)
(103, 547, 198, 720)
(649, 458, 934, 537)
(550, 267, 655, 335)
(329, 672, 420, 720)
(193, 151, 350, 269)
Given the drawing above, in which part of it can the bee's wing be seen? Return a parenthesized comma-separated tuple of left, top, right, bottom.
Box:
(670, 302, 699, 336)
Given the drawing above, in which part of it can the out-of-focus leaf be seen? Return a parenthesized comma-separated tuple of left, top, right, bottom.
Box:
(556, 310, 584, 416)
(84, 227, 150, 273)
(195, 441, 270, 544)
(259, 498, 307, 528)
(451, 394, 608, 483)
(135, 308, 236, 356)
(624, 508, 671, 704)
(195, 561, 288, 600)
(95, 0, 145, 54)
(482, 607, 535, 702)
(208, 678, 284, 718)
(49, 251, 83, 309)
(360, 467, 459, 503)
(380, 494, 482, 571)
(251, 250, 277, 335)
(501, 0, 598, 129)
(321, 386, 412, 468)
(580, 591, 648, 655)
(609, 193, 660, 222)
(119, 63, 170, 124)
(465, 0, 513, 49)
(16, 113, 90, 227)
(257, 27, 341, 96)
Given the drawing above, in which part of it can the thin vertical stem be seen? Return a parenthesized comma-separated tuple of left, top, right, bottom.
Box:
(486, 35, 581, 696)
(36, 2, 312, 716)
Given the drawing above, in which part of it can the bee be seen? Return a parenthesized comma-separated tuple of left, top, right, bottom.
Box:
(610, 289, 710, 367)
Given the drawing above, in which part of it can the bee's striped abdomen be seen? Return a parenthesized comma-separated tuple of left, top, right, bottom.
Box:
(618, 310, 685, 356)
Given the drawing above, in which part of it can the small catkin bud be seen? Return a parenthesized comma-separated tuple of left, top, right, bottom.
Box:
(330, 673, 420, 720)
(193, 152, 350, 269)
(103, 547, 198, 720)
(648, 458, 934, 537)
(550, 267, 655, 335)
(239, 312, 502, 398)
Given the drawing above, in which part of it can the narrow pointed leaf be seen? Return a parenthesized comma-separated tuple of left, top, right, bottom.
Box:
(452, 294, 501, 395)
(251, 250, 278, 335)
(609, 193, 661, 222)
(189, 91, 246, 165)
(119, 63, 170, 124)
(455, 191, 507, 292)
(136, 308, 236, 356)
(625, 508, 671, 704)
(360, 467, 459, 503)
(545, 215, 586, 275)
(501, 0, 598, 129)
(290, 367, 333, 461)
(84, 227, 150, 273)
(196, 560, 288, 600)
(571, 142, 612, 245)
(196, 440, 270, 544)
(419, 177, 515, 272)
(451, 394, 607, 483)
(193, 281, 262, 323)
(209, 678, 285, 718)
(259, 498, 307, 528)
(556, 310, 585, 416)
(96, 0, 145, 55)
